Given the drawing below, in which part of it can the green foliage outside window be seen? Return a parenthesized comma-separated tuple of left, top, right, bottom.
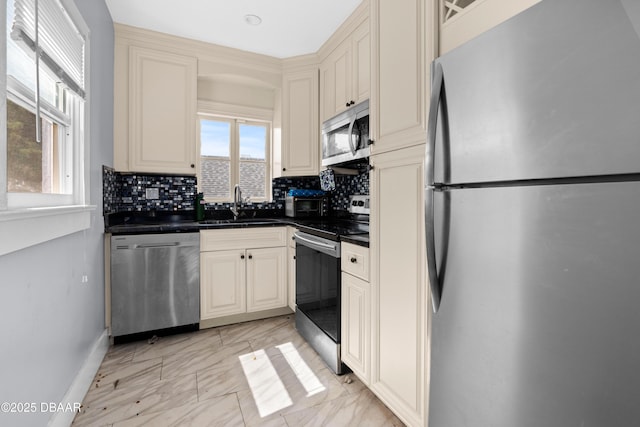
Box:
(6, 99, 42, 193)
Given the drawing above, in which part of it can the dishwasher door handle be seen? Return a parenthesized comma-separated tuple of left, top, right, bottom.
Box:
(134, 242, 181, 249)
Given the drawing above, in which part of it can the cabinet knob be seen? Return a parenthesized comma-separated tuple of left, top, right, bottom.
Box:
(350, 100, 355, 106)
(345, 102, 350, 108)
(293, 255, 296, 260)
(190, 164, 195, 168)
(368, 139, 375, 145)
(248, 254, 253, 260)
(241, 254, 245, 259)
(350, 257, 357, 263)
(283, 167, 287, 172)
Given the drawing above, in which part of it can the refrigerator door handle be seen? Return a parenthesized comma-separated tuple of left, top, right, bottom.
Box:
(426, 62, 444, 313)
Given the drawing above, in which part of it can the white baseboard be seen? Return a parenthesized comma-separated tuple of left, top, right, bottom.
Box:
(48, 329, 110, 427)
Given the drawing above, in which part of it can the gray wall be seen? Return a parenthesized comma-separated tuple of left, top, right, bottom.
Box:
(0, 0, 113, 425)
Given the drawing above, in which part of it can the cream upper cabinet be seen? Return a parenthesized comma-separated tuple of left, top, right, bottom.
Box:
(351, 21, 371, 109)
(320, 18, 370, 123)
(439, 0, 540, 54)
(281, 65, 320, 177)
(320, 42, 350, 122)
(369, 0, 432, 155)
(200, 228, 288, 326)
(128, 46, 197, 174)
(369, 144, 428, 427)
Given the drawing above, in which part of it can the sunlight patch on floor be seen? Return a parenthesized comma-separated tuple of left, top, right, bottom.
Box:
(239, 349, 292, 417)
(276, 342, 326, 397)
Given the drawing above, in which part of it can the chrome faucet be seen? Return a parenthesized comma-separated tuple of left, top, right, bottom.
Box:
(231, 184, 242, 220)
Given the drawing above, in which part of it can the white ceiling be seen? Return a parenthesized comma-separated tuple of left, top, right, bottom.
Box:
(105, 0, 363, 59)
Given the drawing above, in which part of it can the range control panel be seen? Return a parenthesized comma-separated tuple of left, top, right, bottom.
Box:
(348, 195, 370, 215)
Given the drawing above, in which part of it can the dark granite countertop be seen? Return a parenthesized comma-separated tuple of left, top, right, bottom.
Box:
(105, 211, 369, 247)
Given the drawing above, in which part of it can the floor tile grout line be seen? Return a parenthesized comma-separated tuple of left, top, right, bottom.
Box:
(234, 392, 248, 427)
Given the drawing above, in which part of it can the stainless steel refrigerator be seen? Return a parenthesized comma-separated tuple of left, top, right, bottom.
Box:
(426, 1, 640, 426)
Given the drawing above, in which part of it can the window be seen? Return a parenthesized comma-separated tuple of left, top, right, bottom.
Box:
(3, 0, 86, 209)
(1, 0, 91, 255)
(199, 116, 271, 202)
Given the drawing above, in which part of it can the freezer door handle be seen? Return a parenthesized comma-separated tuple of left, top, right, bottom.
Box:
(426, 62, 445, 313)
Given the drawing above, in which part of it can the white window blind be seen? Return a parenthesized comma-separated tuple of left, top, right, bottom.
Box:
(10, 0, 85, 98)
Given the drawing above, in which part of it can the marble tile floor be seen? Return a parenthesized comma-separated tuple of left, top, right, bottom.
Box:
(73, 315, 405, 427)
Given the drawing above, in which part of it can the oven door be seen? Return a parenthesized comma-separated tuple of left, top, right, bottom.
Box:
(294, 232, 341, 342)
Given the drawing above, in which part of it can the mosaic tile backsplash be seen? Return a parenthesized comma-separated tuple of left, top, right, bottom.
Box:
(103, 167, 369, 216)
(103, 167, 197, 214)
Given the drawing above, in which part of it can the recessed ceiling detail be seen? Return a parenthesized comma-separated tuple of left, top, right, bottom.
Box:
(244, 14, 262, 26)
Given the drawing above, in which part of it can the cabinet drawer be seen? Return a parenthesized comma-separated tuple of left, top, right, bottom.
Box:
(201, 227, 287, 252)
(341, 242, 370, 281)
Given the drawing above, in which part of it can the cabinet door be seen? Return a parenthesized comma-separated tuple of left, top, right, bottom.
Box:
(351, 19, 370, 106)
(370, 145, 427, 427)
(320, 42, 352, 122)
(370, 0, 432, 154)
(246, 247, 287, 312)
(200, 250, 246, 320)
(440, 0, 540, 54)
(341, 272, 370, 385)
(129, 46, 197, 174)
(282, 69, 319, 176)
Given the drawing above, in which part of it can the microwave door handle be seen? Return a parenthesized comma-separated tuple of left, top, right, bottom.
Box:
(348, 116, 357, 156)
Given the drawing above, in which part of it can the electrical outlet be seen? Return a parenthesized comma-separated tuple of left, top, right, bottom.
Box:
(81, 275, 89, 284)
(145, 188, 160, 199)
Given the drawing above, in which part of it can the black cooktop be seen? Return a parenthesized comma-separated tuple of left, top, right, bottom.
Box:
(295, 218, 369, 241)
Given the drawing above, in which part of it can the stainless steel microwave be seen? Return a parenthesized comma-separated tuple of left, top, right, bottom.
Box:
(321, 100, 370, 167)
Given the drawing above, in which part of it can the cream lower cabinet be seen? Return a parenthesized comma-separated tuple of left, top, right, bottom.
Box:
(369, 145, 427, 427)
(200, 228, 288, 328)
(287, 226, 298, 311)
(341, 242, 371, 385)
(246, 247, 288, 312)
(200, 250, 246, 318)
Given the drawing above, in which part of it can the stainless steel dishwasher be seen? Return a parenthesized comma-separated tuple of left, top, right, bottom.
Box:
(110, 233, 200, 337)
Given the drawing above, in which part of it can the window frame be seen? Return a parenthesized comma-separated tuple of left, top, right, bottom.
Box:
(197, 113, 272, 203)
(6, 76, 76, 206)
(0, 0, 93, 256)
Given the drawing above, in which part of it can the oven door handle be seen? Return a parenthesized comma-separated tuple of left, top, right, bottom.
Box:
(294, 232, 339, 256)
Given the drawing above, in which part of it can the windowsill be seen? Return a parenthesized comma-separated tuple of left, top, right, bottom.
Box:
(0, 205, 96, 256)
